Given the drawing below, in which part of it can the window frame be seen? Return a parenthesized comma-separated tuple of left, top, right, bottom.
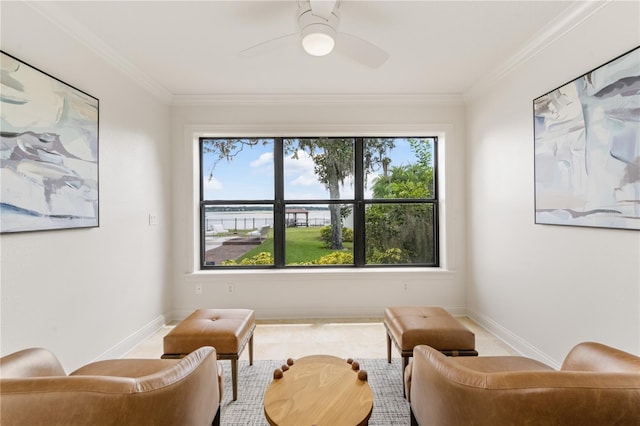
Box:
(198, 136, 439, 270)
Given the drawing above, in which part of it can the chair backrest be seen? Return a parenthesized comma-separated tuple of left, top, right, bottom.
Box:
(213, 224, 227, 233)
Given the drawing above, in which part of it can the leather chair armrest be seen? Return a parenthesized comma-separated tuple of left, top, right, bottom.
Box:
(0, 347, 66, 378)
(561, 341, 640, 373)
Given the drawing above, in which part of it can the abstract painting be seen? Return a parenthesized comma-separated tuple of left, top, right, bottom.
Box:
(534, 46, 640, 230)
(1, 51, 99, 233)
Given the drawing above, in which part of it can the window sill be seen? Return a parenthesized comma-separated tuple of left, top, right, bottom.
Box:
(185, 267, 455, 283)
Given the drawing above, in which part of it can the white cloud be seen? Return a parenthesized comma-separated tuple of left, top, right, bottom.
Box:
(250, 152, 273, 168)
(285, 150, 319, 189)
(290, 173, 319, 187)
(284, 150, 314, 173)
(203, 176, 223, 198)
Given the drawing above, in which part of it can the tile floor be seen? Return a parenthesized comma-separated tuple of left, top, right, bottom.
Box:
(124, 317, 518, 360)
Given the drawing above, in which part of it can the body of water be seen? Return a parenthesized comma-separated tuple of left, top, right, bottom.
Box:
(205, 210, 331, 231)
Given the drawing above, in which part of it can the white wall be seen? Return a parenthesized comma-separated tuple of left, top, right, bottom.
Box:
(0, 3, 172, 371)
(170, 99, 469, 320)
(466, 1, 640, 366)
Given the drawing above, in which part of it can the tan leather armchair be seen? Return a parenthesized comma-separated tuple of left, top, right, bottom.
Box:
(405, 342, 640, 426)
(1, 346, 222, 426)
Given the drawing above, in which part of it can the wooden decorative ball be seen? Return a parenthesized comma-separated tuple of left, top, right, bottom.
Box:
(358, 370, 368, 381)
(351, 361, 360, 371)
(287, 358, 294, 366)
(281, 364, 289, 371)
(347, 358, 353, 364)
(274, 369, 283, 379)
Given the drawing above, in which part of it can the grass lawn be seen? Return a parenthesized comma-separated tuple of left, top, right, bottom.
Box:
(237, 227, 353, 264)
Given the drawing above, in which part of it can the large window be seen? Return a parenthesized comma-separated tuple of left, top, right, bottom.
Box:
(200, 137, 438, 269)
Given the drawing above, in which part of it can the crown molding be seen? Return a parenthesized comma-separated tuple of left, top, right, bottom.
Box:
(171, 93, 465, 106)
(464, 0, 611, 102)
(24, 1, 173, 104)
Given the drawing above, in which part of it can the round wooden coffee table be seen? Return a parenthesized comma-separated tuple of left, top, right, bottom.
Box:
(263, 354, 373, 426)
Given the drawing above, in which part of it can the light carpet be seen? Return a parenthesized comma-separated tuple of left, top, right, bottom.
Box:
(219, 358, 409, 425)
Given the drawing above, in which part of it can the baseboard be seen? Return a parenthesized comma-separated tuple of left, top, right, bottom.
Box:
(467, 308, 561, 368)
(93, 314, 167, 361)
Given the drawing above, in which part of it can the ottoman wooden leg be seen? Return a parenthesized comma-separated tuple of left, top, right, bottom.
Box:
(249, 334, 254, 366)
(231, 358, 238, 401)
(387, 331, 392, 363)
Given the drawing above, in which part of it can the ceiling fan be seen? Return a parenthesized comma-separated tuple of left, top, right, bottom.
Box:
(239, 0, 389, 68)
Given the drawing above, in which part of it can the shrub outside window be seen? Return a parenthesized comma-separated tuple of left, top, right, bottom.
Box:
(200, 137, 438, 268)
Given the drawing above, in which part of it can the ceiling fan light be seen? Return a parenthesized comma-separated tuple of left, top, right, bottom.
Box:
(301, 22, 336, 56)
(302, 32, 335, 56)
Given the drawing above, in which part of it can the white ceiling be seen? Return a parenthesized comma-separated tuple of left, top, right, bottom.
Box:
(25, 1, 585, 101)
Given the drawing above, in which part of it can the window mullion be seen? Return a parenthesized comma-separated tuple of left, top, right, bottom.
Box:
(199, 139, 206, 268)
(273, 139, 285, 267)
(432, 137, 439, 267)
(354, 138, 365, 266)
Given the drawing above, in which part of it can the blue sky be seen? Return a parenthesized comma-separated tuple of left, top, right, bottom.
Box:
(202, 138, 431, 201)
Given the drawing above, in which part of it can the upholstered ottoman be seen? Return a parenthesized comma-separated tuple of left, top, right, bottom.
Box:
(162, 309, 255, 401)
(384, 306, 477, 393)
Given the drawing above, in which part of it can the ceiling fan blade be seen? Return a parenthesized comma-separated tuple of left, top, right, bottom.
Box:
(335, 32, 389, 68)
(239, 33, 298, 57)
(309, 0, 338, 20)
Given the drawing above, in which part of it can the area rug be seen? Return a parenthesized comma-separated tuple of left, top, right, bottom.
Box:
(219, 357, 409, 425)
